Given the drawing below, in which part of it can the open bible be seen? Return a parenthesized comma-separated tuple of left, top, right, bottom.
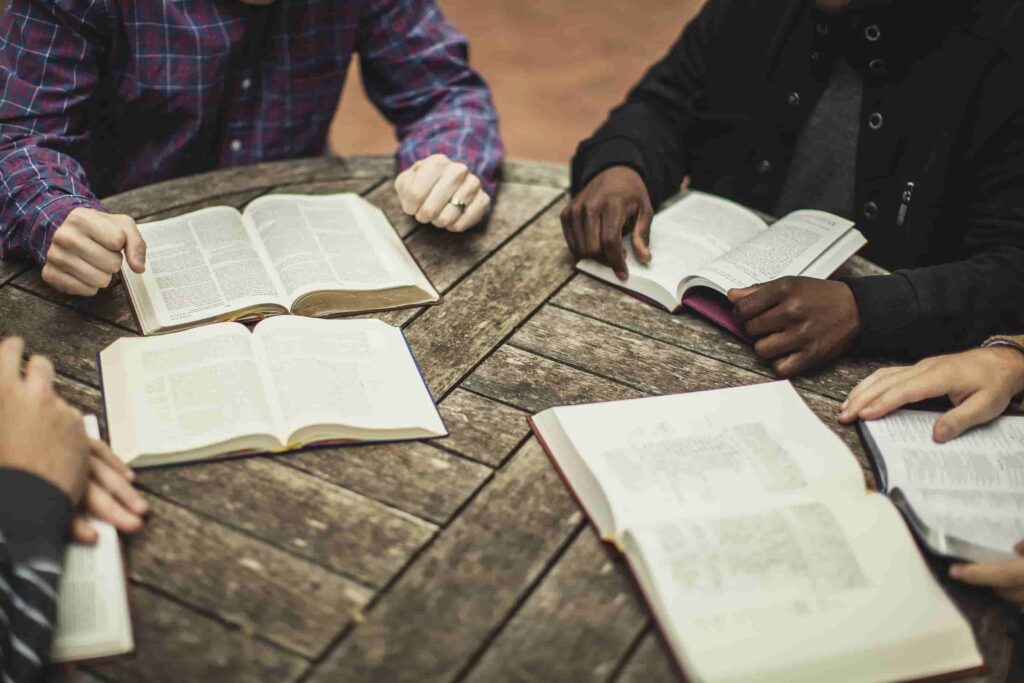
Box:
(861, 410, 1024, 563)
(122, 193, 439, 336)
(99, 317, 447, 468)
(52, 416, 134, 664)
(576, 192, 866, 336)
(530, 382, 983, 683)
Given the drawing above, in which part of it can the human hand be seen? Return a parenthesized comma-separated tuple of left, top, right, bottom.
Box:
(395, 154, 491, 232)
(71, 439, 148, 545)
(43, 207, 147, 296)
(839, 346, 1024, 442)
(561, 166, 653, 280)
(951, 543, 1024, 612)
(0, 337, 91, 504)
(728, 276, 860, 377)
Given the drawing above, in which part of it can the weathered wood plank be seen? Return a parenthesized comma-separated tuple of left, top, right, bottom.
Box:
(307, 438, 583, 683)
(501, 159, 570, 189)
(136, 188, 270, 222)
(0, 257, 30, 285)
(438, 388, 529, 467)
(0, 287, 129, 387)
(88, 586, 307, 683)
(463, 527, 646, 683)
(267, 177, 385, 197)
(54, 374, 104, 421)
(613, 630, 681, 683)
(552, 274, 885, 401)
(13, 270, 137, 332)
(404, 200, 575, 397)
(362, 181, 419, 238)
(136, 457, 436, 588)
(130, 496, 372, 658)
(283, 441, 490, 525)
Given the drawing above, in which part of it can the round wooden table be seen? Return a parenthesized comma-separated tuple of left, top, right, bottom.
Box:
(0, 156, 1016, 683)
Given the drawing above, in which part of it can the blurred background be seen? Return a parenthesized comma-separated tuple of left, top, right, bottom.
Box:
(330, 0, 704, 163)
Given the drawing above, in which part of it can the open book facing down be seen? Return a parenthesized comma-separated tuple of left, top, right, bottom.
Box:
(576, 192, 866, 337)
(861, 409, 1024, 564)
(122, 193, 439, 336)
(100, 317, 447, 468)
(530, 382, 983, 683)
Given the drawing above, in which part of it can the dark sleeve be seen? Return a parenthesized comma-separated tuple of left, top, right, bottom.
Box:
(845, 60, 1024, 357)
(569, 0, 730, 205)
(0, 468, 72, 683)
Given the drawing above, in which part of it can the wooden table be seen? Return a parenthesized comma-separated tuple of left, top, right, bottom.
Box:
(0, 156, 1018, 683)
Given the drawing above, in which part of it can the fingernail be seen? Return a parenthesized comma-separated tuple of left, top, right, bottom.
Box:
(949, 564, 965, 579)
(615, 271, 628, 281)
(840, 401, 848, 410)
(934, 425, 952, 443)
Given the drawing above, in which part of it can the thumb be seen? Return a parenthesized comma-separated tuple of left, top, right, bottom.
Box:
(631, 209, 653, 264)
(933, 391, 1001, 443)
(120, 218, 147, 273)
(727, 285, 760, 303)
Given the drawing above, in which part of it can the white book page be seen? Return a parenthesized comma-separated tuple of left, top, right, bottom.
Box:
(126, 207, 287, 327)
(251, 316, 445, 439)
(546, 381, 864, 535)
(243, 194, 413, 303)
(103, 324, 283, 459)
(693, 210, 855, 291)
(865, 410, 1024, 555)
(576, 193, 768, 307)
(625, 495, 981, 683)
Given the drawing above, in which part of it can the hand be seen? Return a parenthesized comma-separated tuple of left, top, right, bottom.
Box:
(728, 276, 860, 378)
(395, 154, 491, 232)
(0, 337, 91, 504)
(951, 542, 1024, 612)
(839, 346, 1024, 442)
(43, 207, 147, 296)
(561, 166, 652, 280)
(71, 439, 148, 545)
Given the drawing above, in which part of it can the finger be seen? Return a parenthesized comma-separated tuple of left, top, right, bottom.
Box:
(40, 263, 99, 296)
(71, 516, 100, 546)
(742, 305, 790, 338)
(90, 456, 148, 516)
(773, 351, 813, 379)
(561, 206, 580, 256)
(727, 285, 761, 303)
(1013, 540, 1024, 556)
(434, 174, 481, 229)
(582, 202, 602, 256)
(55, 229, 122, 274)
(842, 366, 909, 411)
(933, 391, 1006, 443)
(116, 217, 146, 273)
(731, 283, 785, 322)
(841, 367, 927, 421)
(631, 207, 653, 263)
(416, 162, 468, 223)
(90, 438, 135, 481)
(951, 560, 1024, 588)
(23, 354, 55, 394)
(45, 250, 113, 289)
(753, 330, 804, 361)
(994, 586, 1024, 606)
(450, 191, 490, 233)
(83, 480, 143, 533)
(403, 156, 447, 216)
(0, 336, 25, 385)
(601, 202, 629, 280)
(858, 367, 953, 421)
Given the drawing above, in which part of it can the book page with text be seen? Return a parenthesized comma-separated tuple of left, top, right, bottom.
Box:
(244, 194, 413, 303)
(692, 210, 854, 292)
(128, 207, 287, 327)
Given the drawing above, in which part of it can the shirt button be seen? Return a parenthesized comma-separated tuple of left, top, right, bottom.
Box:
(787, 91, 800, 106)
(816, 22, 829, 36)
(865, 24, 881, 42)
(868, 112, 884, 130)
(758, 159, 772, 174)
(230, 139, 243, 152)
(863, 201, 879, 219)
(869, 58, 887, 74)
(810, 50, 823, 63)
(241, 77, 253, 90)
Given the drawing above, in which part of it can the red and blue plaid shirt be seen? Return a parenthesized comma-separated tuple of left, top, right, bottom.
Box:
(0, 0, 504, 263)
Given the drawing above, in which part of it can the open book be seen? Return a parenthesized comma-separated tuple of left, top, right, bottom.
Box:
(861, 410, 1024, 564)
(122, 193, 439, 336)
(52, 416, 133, 663)
(577, 192, 866, 337)
(100, 317, 447, 468)
(530, 382, 983, 683)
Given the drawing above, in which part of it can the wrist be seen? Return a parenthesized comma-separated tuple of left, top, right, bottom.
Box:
(988, 346, 1024, 397)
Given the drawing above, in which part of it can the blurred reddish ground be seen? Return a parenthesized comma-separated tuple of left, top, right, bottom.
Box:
(329, 0, 706, 163)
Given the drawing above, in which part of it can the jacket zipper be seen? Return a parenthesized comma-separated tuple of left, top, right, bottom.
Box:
(896, 181, 914, 227)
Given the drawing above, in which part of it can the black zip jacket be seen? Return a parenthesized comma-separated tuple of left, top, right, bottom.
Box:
(571, 0, 1024, 357)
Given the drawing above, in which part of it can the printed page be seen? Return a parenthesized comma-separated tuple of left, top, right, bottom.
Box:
(128, 207, 287, 326)
(577, 193, 768, 304)
(864, 410, 1024, 555)
(243, 194, 414, 302)
(693, 210, 854, 291)
(252, 316, 445, 439)
(103, 324, 282, 460)
(546, 381, 864, 534)
(625, 495, 981, 683)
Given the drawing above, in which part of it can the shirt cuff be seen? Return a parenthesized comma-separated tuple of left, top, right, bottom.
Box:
(843, 273, 921, 356)
(0, 468, 72, 565)
(32, 194, 106, 263)
(571, 137, 648, 196)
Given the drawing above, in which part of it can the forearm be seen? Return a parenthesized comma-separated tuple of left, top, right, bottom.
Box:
(0, 468, 71, 683)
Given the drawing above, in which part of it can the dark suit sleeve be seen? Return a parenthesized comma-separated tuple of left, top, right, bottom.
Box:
(569, 0, 731, 206)
(0, 468, 71, 683)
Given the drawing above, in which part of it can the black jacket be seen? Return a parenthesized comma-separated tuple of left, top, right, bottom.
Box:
(572, 0, 1024, 357)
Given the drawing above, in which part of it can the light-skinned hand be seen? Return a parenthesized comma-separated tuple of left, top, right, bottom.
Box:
(839, 346, 1024, 442)
(71, 438, 148, 545)
(395, 154, 491, 232)
(43, 207, 147, 297)
(951, 541, 1024, 613)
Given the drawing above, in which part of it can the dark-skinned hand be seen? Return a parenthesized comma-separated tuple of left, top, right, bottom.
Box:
(561, 166, 652, 280)
(727, 276, 861, 377)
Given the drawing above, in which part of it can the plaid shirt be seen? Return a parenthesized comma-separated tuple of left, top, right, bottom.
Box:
(0, 0, 504, 263)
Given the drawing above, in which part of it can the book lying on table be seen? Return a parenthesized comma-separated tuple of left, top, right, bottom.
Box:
(576, 192, 866, 337)
(52, 415, 134, 664)
(860, 409, 1024, 564)
(122, 193, 439, 336)
(530, 382, 983, 683)
(99, 317, 447, 468)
